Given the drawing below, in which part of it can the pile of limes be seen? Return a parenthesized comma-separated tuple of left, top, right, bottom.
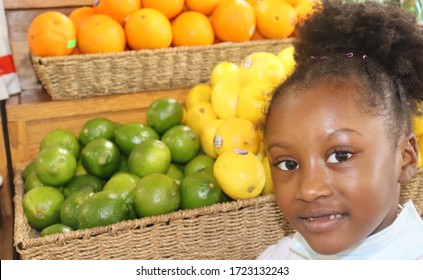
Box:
(184, 46, 297, 200)
(22, 97, 226, 236)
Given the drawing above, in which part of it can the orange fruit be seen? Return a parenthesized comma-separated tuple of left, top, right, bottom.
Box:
(93, 0, 141, 25)
(255, 0, 297, 39)
(125, 8, 173, 50)
(77, 14, 126, 54)
(172, 11, 215, 47)
(211, 0, 256, 42)
(295, 0, 319, 23)
(68, 6, 95, 30)
(251, 29, 265, 40)
(284, 0, 300, 6)
(27, 11, 76, 57)
(244, 0, 259, 8)
(185, 0, 224, 16)
(141, 0, 185, 20)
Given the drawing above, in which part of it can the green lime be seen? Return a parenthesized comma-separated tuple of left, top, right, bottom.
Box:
(24, 172, 46, 193)
(39, 223, 73, 237)
(103, 172, 140, 219)
(81, 138, 121, 179)
(184, 154, 215, 177)
(75, 160, 88, 176)
(40, 128, 80, 160)
(22, 160, 37, 181)
(161, 125, 200, 164)
(79, 117, 119, 147)
(35, 147, 77, 187)
(146, 97, 184, 134)
(76, 191, 129, 229)
(128, 139, 171, 178)
(114, 122, 159, 156)
(23, 186, 65, 230)
(166, 163, 184, 185)
(60, 189, 95, 229)
(63, 174, 104, 198)
(133, 173, 180, 217)
(179, 171, 222, 210)
(119, 155, 129, 172)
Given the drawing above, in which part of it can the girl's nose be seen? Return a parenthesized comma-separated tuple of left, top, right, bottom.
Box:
(296, 163, 332, 202)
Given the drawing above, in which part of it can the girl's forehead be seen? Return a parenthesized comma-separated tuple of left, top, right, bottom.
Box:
(273, 78, 363, 113)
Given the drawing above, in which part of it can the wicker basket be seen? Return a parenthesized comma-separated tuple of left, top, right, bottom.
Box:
(13, 172, 294, 260)
(31, 39, 294, 101)
(13, 170, 423, 260)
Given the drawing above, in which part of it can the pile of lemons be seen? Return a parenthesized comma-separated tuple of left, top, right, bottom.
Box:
(183, 46, 296, 200)
(412, 114, 423, 168)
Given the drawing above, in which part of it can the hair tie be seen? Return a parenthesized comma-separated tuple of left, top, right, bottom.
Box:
(310, 55, 328, 60)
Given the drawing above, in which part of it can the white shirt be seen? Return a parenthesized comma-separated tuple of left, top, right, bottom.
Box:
(257, 200, 423, 260)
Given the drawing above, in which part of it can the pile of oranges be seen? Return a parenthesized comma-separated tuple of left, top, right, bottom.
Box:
(27, 0, 318, 57)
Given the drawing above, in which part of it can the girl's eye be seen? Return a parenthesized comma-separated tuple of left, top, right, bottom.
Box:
(327, 151, 352, 163)
(277, 160, 299, 171)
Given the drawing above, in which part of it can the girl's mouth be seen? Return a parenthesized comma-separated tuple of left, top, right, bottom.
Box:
(299, 213, 347, 233)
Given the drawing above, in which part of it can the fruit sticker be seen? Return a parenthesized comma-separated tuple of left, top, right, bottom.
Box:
(214, 134, 223, 148)
(233, 148, 248, 155)
(242, 57, 253, 68)
(67, 39, 77, 49)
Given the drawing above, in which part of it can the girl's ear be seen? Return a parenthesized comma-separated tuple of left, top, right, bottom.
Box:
(398, 133, 419, 185)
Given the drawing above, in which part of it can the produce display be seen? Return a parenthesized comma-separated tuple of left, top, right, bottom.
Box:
(20, 45, 296, 237)
(26, 0, 317, 56)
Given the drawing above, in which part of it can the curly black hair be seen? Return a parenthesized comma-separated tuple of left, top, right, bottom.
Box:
(266, 0, 423, 142)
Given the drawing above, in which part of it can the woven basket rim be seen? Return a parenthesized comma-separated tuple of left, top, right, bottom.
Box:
(31, 38, 296, 63)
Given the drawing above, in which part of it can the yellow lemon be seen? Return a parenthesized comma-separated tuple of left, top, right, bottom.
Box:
(211, 80, 241, 119)
(256, 140, 266, 160)
(239, 51, 286, 87)
(412, 115, 423, 138)
(418, 137, 423, 168)
(261, 156, 274, 195)
(214, 149, 265, 200)
(236, 81, 274, 125)
(214, 117, 260, 156)
(277, 45, 296, 77)
(210, 61, 240, 87)
(200, 119, 224, 159)
(184, 102, 218, 135)
(185, 84, 213, 110)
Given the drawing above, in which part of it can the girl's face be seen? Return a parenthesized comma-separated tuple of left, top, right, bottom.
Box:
(265, 80, 413, 255)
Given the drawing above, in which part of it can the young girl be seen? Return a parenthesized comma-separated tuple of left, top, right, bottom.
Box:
(258, 0, 423, 259)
